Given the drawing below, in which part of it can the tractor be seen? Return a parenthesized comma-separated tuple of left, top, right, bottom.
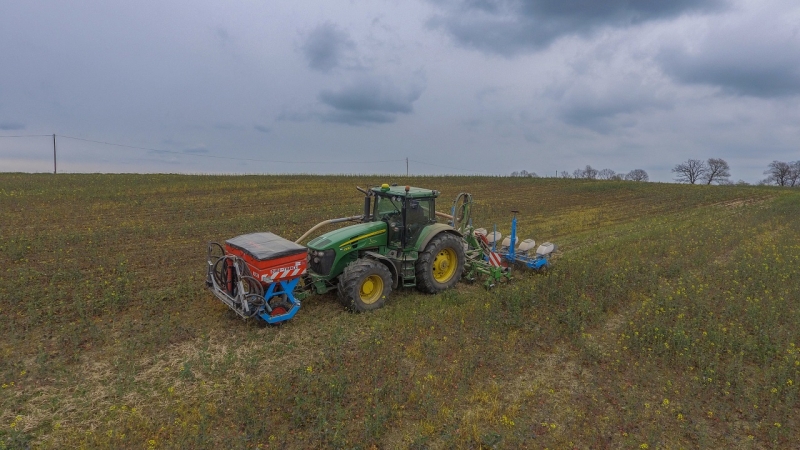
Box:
(205, 183, 555, 323)
(303, 183, 465, 312)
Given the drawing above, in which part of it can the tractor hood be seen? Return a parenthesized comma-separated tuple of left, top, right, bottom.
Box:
(306, 221, 387, 251)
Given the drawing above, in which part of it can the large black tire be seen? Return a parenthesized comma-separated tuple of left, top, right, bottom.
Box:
(337, 259, 393, 312)
(415, 233, 466, 294)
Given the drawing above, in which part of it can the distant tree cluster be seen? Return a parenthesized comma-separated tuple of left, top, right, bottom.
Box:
(625, 169, 649, 182)
(762, 160, 800, 186)
(671, 157, 800, 187)
(559, 165, 648, 182)
(510, 158, 800, 186)
(672, 158, 731, 185)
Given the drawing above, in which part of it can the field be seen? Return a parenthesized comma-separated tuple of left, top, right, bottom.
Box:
(1, 173, 799, 449)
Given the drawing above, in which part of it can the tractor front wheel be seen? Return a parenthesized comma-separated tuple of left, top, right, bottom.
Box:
(338, 259, 392, 312)
(416, 233, 465, 294)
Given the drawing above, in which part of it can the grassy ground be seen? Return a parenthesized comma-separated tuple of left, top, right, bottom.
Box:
(1, 173, 798, 449)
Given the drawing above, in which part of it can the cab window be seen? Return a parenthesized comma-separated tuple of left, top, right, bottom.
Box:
(406, 199, 433, 225)
(375, 195, 403, 220)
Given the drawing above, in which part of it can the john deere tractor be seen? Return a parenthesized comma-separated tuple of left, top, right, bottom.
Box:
(303, 183, 466, 311)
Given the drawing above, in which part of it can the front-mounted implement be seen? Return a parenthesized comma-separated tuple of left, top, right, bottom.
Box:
(205, 183, 557, 324)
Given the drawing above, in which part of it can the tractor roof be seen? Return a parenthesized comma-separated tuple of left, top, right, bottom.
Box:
(370, 184, 440, 199)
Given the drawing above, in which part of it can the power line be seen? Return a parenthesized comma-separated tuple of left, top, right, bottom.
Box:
(2, 132, 494, 174)
(58, 134, 405, 165)
(408, 159, 493, 175)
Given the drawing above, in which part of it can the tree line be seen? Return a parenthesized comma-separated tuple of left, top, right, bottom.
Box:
(510, 166, 649, 181)
(511, 159, 800, 186)
(672, 158, 800, 186)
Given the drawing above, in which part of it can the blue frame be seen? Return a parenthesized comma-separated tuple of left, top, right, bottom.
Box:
(497, 212, 551, 271)
(256, 278, 302, 324)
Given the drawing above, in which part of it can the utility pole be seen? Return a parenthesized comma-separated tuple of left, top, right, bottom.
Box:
(406, 157, 409, 177)
(53, 134, 57, 174)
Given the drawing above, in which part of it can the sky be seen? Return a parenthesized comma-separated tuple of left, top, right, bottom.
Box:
(1, 0, 799, 182)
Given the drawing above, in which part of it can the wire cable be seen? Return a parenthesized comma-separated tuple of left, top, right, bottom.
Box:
(58, 135, 405, 165)
(408, 159, 493, 175)
(2, 133, 492, 173)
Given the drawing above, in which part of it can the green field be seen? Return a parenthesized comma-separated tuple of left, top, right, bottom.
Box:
(1, 174, 799, 449)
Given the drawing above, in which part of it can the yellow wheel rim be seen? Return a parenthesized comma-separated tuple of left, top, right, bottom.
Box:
(432, 247, 457, 283)
(360, 274, 384, 304)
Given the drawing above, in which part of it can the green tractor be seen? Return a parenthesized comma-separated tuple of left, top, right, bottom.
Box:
(302, 183, 467, 312)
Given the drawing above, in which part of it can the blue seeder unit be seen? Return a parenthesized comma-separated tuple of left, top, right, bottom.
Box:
(496, 211, 554, 271)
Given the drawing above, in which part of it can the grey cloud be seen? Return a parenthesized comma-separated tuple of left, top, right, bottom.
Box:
(216, 27, 231, 44)
(213, 123, 247, 131)
(321, 111, 397, 125)
(184, 147, 209, 154)
(0, 122, 25, 131)
(658, 43, 800, 98)
(561, 106, 640, 134)
(302, 22, 354, 72)
(254, 125, 270, 133)
(555, 80, 671, 134)
(428, 0, 727, 55)
(318, 77, 425, 125)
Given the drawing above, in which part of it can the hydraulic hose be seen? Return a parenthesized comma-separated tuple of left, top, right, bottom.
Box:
(295, 215, 363, 244)
(435, 211, 454, 220)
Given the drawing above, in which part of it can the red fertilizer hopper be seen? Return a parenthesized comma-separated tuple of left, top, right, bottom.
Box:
(206, 232, 306, 323)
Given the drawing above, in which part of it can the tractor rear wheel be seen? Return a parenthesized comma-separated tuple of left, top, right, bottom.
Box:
(416, 233, 465, 294)
(338, 258, 392, 312)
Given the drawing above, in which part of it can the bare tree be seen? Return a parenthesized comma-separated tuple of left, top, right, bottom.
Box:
(625, 169, 649, 182)
(702, 158, 731, 185)
(582, 165, 598, 180)
(673, 159, 707, 184)
(573, 168, 583, 179)
(610, 173, 624, 181)
(560, 171, 571, 178)
(597, 168, 616, 180)
(788, 161, 800, 187)
(764, 161, 793, 186)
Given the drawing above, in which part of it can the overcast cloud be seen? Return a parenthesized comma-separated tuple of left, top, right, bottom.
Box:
(1, 0, 799, 182)
(302, 22, 356, 73)
(427, 0, 728, 55)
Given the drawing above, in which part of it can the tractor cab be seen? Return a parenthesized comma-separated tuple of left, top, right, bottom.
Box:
(368, 184, 439, 250)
